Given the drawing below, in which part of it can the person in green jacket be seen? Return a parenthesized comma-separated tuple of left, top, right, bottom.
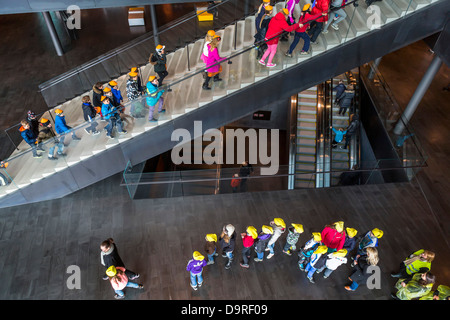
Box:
(419, 284, 450, 300)
(392, 272, 435, 300)
(391, 249, 435, 280)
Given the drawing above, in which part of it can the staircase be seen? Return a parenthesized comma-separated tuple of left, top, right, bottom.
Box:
(295, 86, 318, 188)
(0, 0, 447, 208)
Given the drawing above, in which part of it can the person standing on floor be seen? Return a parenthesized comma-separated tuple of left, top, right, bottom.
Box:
(321, 221, 346, 253)
(254, 225, 273, 262)
(333, 80, 346, 104)
(255, 0, 271, 29)
(391, 249, 435, 281)
(26, 110, 40, 139)
(343, 227, 358, 256)
(308, 0, 330, 44)
(239, 161, 254, 192)
(283, 223, 304, 256)
(305, 245, 328, 283)
(106, 265, 144, 299)
(316, 249, 348, 279)
(240, 226, 258, 268)
(265, 218, 286, 259)
(101, 96, 127, 138)
(149, 45, 168, 87)
(130, 67, 145, 94)
(220, 224, 236, 270)
(336, 84, 355, 116)
(204, 234, 218, 265)
(146, 75, 165, 122)
(392, 272, 436, 300)
(322, 0, 347, 34)
(100, 238, 140, 281)
(230, 173, 241, 193)
(203, 35, 225, 90)
(352, 227, 383, 265)
(298, 232, 322, 271)
(345, 247, 379, 291)
(285, 4, 324, 57)
(186, 251, 208, 291)
(259, 8, 301, 68)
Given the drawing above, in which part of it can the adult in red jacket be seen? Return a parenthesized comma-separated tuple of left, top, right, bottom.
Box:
(308, 0, 330, 43)
(259, 8, 301, 67)
(321, 221, 346, 252)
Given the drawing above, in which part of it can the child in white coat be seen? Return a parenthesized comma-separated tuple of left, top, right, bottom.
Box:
(317, 249, 348, 278)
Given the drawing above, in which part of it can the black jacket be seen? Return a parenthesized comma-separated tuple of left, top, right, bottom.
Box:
(102, 244, 125, 269)
(82, 102, 97, 122)
(150, 52, 167, 73)
(220, 232, 236, 253)
(350, 256, 372, 285)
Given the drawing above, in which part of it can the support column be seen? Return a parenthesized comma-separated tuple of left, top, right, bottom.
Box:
(393, 55, 443, 136)
(368, 57, 382, 80)
(42, 11, 64, 56)
(150, 5, 159, 47)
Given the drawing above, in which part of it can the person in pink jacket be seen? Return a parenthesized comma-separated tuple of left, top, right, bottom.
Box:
(321, 221, 347, 252)
(202, 35, 226, 90)
(259, 9, 301, 67)
(106, 266, 144, 299)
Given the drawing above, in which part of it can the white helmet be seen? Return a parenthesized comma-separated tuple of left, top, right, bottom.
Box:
(225, 224, 235, 235)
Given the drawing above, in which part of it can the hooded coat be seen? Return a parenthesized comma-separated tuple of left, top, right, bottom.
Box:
(311, 0, 330, 23)
(321, 226, 346, 250)
(205, 43, 225, 74)
(92, 85, 103, 108)
(265, 12, 299, 45)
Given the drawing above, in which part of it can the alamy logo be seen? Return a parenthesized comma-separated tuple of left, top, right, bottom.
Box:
(66, 5, 81, 30)
(66, 265, 81, 289)
(171, 121, 279, 175)
(366, 5, 382, 30)
(366, 265, 381, 289)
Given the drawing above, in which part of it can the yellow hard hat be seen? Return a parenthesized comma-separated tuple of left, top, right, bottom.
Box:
(372, 228, 383, 238)
(131, 67, 138, 72)
(273, 218, 286, 229)
(103, 87, 111, 93)
(302, 3, 311, 11)
(55, 109, 63, 114)
(281, 8, 289, 15)
(291, 223, 304, 234)
(205, 234, 217, 242)
(156, 44, 165, 50)
(149, 75, 157, 82)
(207, 30, 215, 37)
(265, 5, 273, 11)
(246, 226, 258, 239)
(100, 96, 108, 102)
(314, 245, 328, 255)
(40, 118, 49, 123)
(129, 71, 138, 77)
(193, 251, 205, 261)
(333, 249, 348, 257)
(263, 0, 270, 2)
(334, 221, 344, 233)
(109, 80, 117, 86)
(106, 266, 117, 277)
(262, 225, 273, 234)
(346, 227, 358, 238)
(312, 232, 322, 242)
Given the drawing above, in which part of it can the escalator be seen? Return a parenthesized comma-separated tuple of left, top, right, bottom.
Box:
(0, 0, 447, 208)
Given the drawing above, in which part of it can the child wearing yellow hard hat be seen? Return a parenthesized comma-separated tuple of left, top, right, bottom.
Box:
(305, 245, 328, 283)
(283, 223, 304, 256)
(298, 232, 322, 271)
(265, 218, 286, 259)
(204, 234, 218, 265)
(254, 225, 273, 262)
(149, 44, 168, 87)
(106, 265, 144, 299)
(186, 251, 208, 290)
(352, 228, 383, 266)
(317, 249, 348, 279)
(240, 226, 258, 268)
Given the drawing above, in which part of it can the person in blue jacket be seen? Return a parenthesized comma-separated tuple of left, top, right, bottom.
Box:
(146, 76, 165, 122)
(54, 108, 81, 145)
(330, 126, 347, 148)
(101, 96, 126, 138)
(19, 120, 44, 158)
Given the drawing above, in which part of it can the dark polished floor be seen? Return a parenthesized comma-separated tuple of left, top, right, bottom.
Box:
(0, 4, 449, 304)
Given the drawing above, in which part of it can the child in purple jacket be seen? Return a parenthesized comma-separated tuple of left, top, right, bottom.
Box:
(186, 251, 208, 290)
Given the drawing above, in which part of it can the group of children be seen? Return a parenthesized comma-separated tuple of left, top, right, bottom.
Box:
(186, 218, 385, 291)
